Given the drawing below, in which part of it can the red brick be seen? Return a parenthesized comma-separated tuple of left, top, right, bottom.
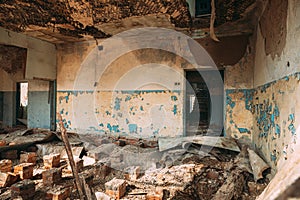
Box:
(207, 170, 219, 180)
(0, 172, 19, 187)
(146, 189, 168, 200)
(95, 163, 111, 179)
(67, 158, 83, 173)
(146, 193, 163, 200)
(43, 154, 60, 169)
(1, 150, 18, 160)
(0, 159, 12, 173)
(20, 152, 37, 164)
(14, 163, 34, 180)
(0, 140, 6, 146)
(42, 168, 62, 186)
(105, 178, 126, 200)
(124, 166, 140, 180)
(46, 187, 71, 200)
(10, 179, 35, 200)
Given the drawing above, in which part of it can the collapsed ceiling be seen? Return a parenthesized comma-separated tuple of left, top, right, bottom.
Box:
(0, 0, 260, 43)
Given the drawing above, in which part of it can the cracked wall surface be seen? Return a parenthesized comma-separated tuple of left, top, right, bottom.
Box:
(56, 43, 195, 137)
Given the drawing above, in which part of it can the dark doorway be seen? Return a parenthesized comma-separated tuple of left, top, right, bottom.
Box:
(49, 80, 56, 131)
(16, 82, 28, 126)
(185, 70, 224, 136)
(185, 71, 210, 135)
(195, 0, 211, 16)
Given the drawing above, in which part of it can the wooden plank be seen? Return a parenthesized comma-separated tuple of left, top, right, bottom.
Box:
(158, 136, 240, 152)
(57, 113, 85, 200)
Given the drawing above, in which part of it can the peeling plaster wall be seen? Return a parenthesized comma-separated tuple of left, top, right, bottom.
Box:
(57, 42, 191, 137)
(0, 27, 56, 128)
(0, 27, 56, 80)
(224, 35, 255, 139)
(252, 0, 300, 173)
(252, 74, 300, 169)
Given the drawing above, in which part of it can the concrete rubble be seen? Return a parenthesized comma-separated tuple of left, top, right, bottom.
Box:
(0, 127, 274, 200)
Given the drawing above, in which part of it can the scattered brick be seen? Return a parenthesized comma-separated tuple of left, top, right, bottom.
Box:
(67, 158, 83, 173)
(207, 170, 219, 180)
(146, 193, 163, 200)
(46, 187, 71, 200)
(42, 168, 62, 186)
(20, 152, 37, 164)
(94, 162, 111, 179)
(0, 140, 6, 146)
(1, 150, 18, 160)
(124, 166, 140, 180)
(10, 179, 35, 200)
(105, 178, 126, 200)
(0, 172, 19, 187)
(43, 154, 60, 169)
(14, 163, 34, 180)
(0, 159, 12, 173)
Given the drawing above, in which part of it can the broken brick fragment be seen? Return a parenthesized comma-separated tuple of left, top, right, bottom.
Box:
(105, 178, 127, 200)
(42, 168, 62, 186)
(43, 153, 60, 169)
(0, 172, 19, 187)
(10, 179, 35, 200)
(146, 193, 163, 200)
(14, 163, 34, 180)
(0, 140, 6, 146)
(46, 187, 71, 200)
(67, 157, 84, 173)
(0, 159, 12, 173)
(94, 162, 111, 179)
(124, 166, 140, 180)
(20, 152, 37, 164)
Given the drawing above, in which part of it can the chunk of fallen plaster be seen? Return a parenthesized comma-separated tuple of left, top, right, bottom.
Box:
(247, 149, 270, 181)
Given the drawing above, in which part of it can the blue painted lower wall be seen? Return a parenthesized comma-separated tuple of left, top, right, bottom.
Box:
(252, 72, 300, 169)
(226, 72, 300, 170)
(28, 91, 50, 129)
(57, 90, 183, 137)
(225, 89, 254, 138)
(2, 91, 16, 127)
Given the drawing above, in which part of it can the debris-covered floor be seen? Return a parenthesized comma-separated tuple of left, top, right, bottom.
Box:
(0, 127, 270, 200)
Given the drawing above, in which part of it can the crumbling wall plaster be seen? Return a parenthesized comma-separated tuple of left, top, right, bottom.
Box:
(254, 0, 300, 86)
(57, 44, 192, 137)
(224, 36, 255, 139)
(0, 27, 56, 128)
(0, 27, 56, 80)
(253, 0, 300, 176)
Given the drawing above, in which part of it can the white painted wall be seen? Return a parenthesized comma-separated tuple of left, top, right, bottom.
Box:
(254, 0, 300, 87)
(0, 27, 56, 80)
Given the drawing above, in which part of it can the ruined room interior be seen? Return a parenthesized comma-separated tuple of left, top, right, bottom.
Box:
(0, 0, 299, 199)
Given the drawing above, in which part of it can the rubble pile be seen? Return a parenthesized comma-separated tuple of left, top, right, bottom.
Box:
(0, 127, 270, 200)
